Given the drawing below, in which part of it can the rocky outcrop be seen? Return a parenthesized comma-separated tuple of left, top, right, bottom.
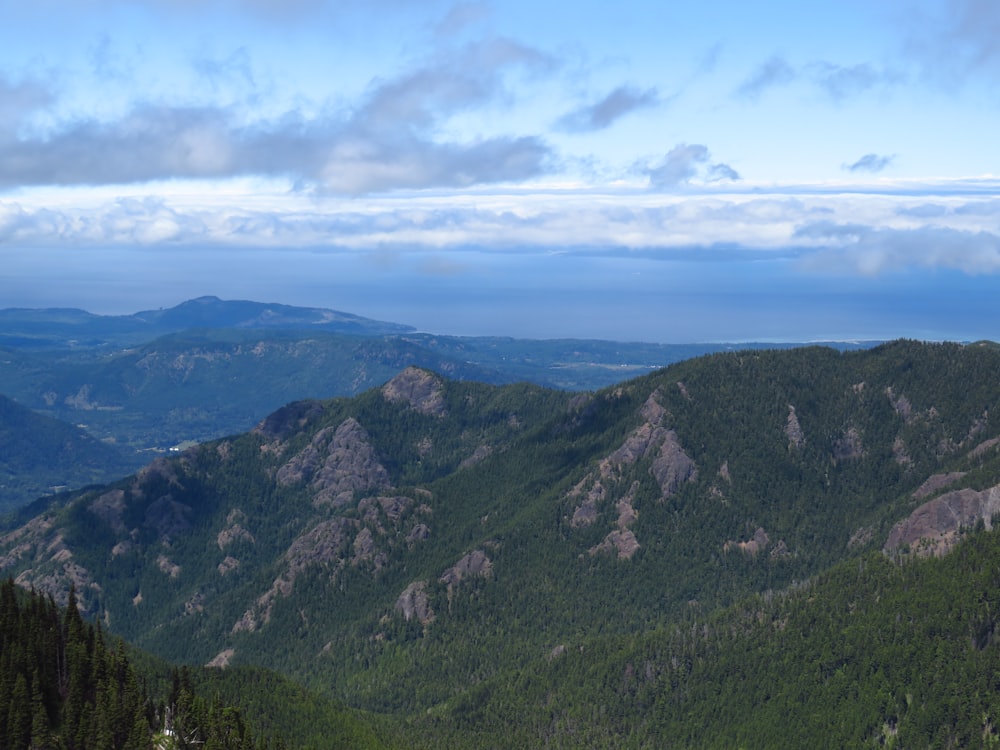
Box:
(589, 484, 642, 560)
(884, 484, 1000, 557)
(912, 472, 968, 500)
(276, 418, 390, 506)
(233, 517, 357, 633)
(157, 555, 181, 578)
(569, 391, 696, 558)
(886, 388, 913, 422)
(440, 550, 493, 590)
(0, 516, 99, 609)
(381, 367, 447, 417)
(785, 405, 805, 450)
(725, 527, 770, 557)
(396, 581, 435, 625)
(206, 649, 235, 669)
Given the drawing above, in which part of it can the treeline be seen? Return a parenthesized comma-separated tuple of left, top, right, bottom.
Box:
(0, 578, 270, 749)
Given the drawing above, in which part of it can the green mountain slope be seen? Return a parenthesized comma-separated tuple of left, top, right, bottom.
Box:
(3, 340, 1000, 746)
(410, 528, 1000, 748)
(0, 578, 389, 749)
(0, 394, 137, 511)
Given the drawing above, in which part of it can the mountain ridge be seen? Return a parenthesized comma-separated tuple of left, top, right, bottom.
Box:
(4, 340, 1000, 746)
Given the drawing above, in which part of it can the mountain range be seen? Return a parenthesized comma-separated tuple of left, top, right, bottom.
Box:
(4, 339, 1000, 746)
(0, 296, 875, 509)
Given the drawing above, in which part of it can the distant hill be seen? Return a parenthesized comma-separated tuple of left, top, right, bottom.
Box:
(0, 393, 137, 511)
(0, 295, 413, 350)
(4, 340, 1000, 746)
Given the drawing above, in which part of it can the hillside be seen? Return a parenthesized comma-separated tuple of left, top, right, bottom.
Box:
(3, 340, 1000, 746)
(0, 394, 138, 511)
(0, 579, 387, 749)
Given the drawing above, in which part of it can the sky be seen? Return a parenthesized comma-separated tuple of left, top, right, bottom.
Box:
(0, 0, 998, 343)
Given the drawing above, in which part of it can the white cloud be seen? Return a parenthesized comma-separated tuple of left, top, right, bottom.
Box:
(0, 37, 556, 194)
(797, 221, 1000, 275)
(643, 144, 739, 189)
(844, 153, 895, 173)
(558, 85, 659, 132)
(6, 178, 999, 281)
(735, 56, 795, 99)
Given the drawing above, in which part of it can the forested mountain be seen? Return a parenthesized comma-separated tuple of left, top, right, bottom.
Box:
(0, 579, 389, 749)
(0, 394, 136, 511)
(3, 340, 1000, 747)
(0, 297, 873, 464)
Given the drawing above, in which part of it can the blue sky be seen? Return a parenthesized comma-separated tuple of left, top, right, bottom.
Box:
(0, 0, 998, 342)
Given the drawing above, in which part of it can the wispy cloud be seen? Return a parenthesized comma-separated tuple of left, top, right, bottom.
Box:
(844, 153, 895, 173)
(735, 56, 795, 99)
(811, 62, 893, 101)
(435, 2, 492, 36)
(643, 144, 739, 188)
(904, 0, 1000, 84)
(558, 85, 659, 132)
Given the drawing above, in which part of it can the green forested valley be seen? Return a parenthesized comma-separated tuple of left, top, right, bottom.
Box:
(4, 339, 1000, 746)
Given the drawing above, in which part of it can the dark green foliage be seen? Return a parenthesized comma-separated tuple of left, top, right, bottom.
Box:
(415, 528, 1000, 748)
(0, 394, 135, 511)
(0, 579, 287, 749)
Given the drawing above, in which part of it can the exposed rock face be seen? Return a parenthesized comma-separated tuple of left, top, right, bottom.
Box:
(396, 581, 434, 625)
(651, 431, 697, 496)
(381, 367, 447, 417)
(725, 527, 770, 557)
(912, 472, 968, 500)
(157, 555, 181, 578)
(459, 444, 494, 469)
(89, 490, 127, 533)
(590, 484, 642, 560)
(590, 529, 641, 560)
(884, 484, 1000, 556)
(233, 517, 357, 633)
(569, 390, 697, 558)
(785, 405, 805, 450)
(206, 649, 235, 669)
(439, 550, 493, 589)
(218, 556, 240, 576)
(0, 516, 99, 609)
(887, 388, 913, 422)
(276, 418, 390, 506)
(969, 437, 1000, 460)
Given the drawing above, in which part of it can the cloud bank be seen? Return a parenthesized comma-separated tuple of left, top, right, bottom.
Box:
(0, 38, 554, 194)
